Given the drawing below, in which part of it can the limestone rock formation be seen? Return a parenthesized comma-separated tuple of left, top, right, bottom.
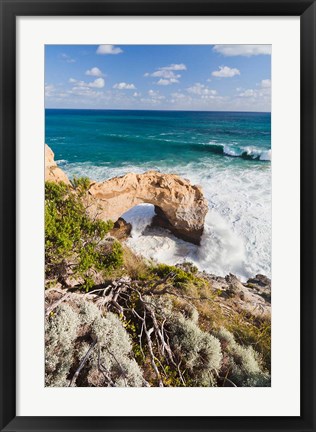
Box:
(87, 171, 208, 244)
(44, 144, 208, 244)
(193, 268, 271, 318)
(109, 218, 132, 240)
(45, 144, 71, 185)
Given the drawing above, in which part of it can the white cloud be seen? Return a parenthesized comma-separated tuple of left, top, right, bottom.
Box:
(157, 78, 179, 86)
(86, 67, 104, 77)
(239, 89, 256, 98)
(187, 83, 217, 97)
(96, 44, 123, 55)
(212, 66, 240, 78)
(148, 90, 164, 100)
(140, 89, 165, 104)
(145, 64, 186, 85)
(261, 79, 271, 88)
(69, 77, 105, 89)
(61, 53, 76, 63)
(186, 83, 221, 100)
(213, 45, 271, 57)
(170, 92, 186, 101)
(237, 79, 271, 99)
(151, 70, 180, 79)
(45, 84, 55, 97)
(113, 82, 136, 90)
(160, 63, 187, 71)
(133, 92, 141, 97)
(89, 78, 105, 88)
(170, 87, 225, 109)
(67, 85, 103, 99)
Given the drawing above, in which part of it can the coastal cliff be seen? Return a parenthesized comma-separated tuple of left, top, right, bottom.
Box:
(45, 144, 271, 388)
(45, 144, 208, 244)
(45, 144, 71, 185)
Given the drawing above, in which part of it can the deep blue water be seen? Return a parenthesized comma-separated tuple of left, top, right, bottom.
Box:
(45, 109, 271, 169)
(45, 109, 271, 279)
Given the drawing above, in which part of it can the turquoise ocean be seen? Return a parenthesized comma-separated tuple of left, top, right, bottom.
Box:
(46, 109, 271, 280)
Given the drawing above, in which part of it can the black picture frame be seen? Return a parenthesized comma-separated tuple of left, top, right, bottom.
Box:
(0, 1, 315, 431)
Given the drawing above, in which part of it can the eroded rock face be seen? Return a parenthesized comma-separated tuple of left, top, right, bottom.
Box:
(194, 269, 271, 318)
(87, 171, 208, 244)
(45, 144, 71, 185)
(44, 145, 208, 244)
(109, 218, 132, 241)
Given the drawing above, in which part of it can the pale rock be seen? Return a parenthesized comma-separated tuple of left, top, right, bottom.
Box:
(87, 171, 208, 244)
(44, 144, 209, 244)
(45, 144, 71, 185)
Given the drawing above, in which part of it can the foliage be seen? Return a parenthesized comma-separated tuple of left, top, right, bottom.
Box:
(150, 263, 203, 288)
(103, 241, 124, 270)
(216, 328, 271, 387)
(44, 180, 271, 388)
(169, 313, 222, 386)
(71, 176, 91, 195)
(45, 180, 121, 289)
(225, 312, 271, 370)
(45, 304, 80, 387)
(120, 245, 149, 280)
(45, 300, 146, 387)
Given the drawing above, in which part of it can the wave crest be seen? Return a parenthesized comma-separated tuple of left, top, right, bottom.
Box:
(205, 142, 271, 161)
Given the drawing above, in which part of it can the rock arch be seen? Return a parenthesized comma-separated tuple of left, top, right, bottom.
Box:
(45, 145, 208, 245)
(87, 171, 208, 245)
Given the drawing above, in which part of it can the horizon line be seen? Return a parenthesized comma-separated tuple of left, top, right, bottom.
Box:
(45, 107, 271, 114)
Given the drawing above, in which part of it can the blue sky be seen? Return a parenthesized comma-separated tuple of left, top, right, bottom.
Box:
(45, 44, 271, 112)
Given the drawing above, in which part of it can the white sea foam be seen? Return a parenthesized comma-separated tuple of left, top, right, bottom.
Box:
(61, 159, 271, 280)
(223, 145, 241, 157)
(122, 204, 156, 238)
(56, 159, 68, 164)
(222, 145, 272, 161)
(207, 141, 272, 161)
(259, 149, 272, 161)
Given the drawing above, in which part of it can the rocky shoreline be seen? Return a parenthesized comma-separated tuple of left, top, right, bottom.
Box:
(45, 144, 208, 244)
(45, 144, 271, 388)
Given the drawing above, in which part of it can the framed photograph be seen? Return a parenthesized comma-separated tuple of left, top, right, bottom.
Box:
(0, 0, 315, 431)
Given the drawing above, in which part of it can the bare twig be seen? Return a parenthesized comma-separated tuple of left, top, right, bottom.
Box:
(105, 346, 128, 387)
(214, 370, 237, 387)
(69, 339, 97, 387)
(45, 292, 71, 316)
(97, 344, 116, 387)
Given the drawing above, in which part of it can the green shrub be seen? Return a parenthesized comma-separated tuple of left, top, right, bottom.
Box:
(225, 312, 271, 370)
(45, 180, 118, 289)
(216, 328, 271, 387)
(71, 176, 91, 195)
(151, 263, 202, 288)
(88, 307, 145, 387)
(170, 313, 222, 386)
(103, 241, 124, 270)
(45, 300, 146, 387)
(45, 303, 80, 387)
